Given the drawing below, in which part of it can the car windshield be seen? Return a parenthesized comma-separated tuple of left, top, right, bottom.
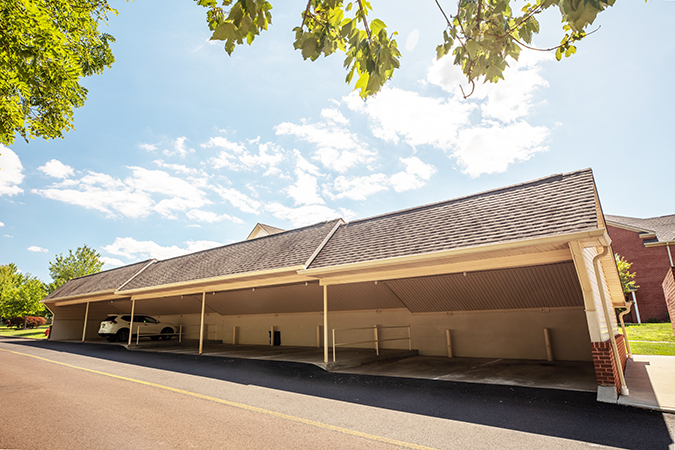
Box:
(104, 316, 117, 322)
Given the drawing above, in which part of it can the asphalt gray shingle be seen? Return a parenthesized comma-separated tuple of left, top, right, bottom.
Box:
(118, 220, 341, 292)
(43, 259, 155, 301)
(309, 169, 600, 269)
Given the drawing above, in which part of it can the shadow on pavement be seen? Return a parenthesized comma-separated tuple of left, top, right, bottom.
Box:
(5, 338, 673, 450)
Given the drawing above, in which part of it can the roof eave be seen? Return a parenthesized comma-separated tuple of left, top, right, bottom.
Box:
(301, 228, 609, 277)
(116, 265, 308, 296)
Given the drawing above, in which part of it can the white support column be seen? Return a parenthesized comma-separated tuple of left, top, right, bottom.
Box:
(128, 298, 136, 346)
(323, 285, 329, 364)
(81, 302, 90, 342)
(569, 241, 603, 342)
(199, 292, 206, 355)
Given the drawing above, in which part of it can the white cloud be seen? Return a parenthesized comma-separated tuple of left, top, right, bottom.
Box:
(186, 209, 243, 224)
(0, 221, 3, 227)
(275, 118, 375, 173)
(0, 146, 24, 196)
(153, 159, 201, 175)
(204, 137, 284, 175)
(390, 156, 437, 192)
(39, 159, 74, 178)
(139, 143, 158, 151)
(266, 202, 341, 227)
(162, 136, 194, 158)
(33, 166, 210, 219)
(321, 108, 349, 125)
(103, 237, 222, 261)
(327, 174, 389, 201)
(453, 121, 549, 177)
(345, 87, 475, 149)
(27, 246, 48, 253)
(101, 256, 125, 268)
(211, 185, 261, 214)
(286, 151, 325, 206)
(427, 51, 551, 123)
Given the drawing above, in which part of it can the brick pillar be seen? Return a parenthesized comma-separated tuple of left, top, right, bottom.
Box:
(591, 334, 627, 394)
(663, 267, 675, 338)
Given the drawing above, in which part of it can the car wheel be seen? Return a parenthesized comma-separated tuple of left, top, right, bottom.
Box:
(116, 328, 129, 343)
(161, 327, 173, 340)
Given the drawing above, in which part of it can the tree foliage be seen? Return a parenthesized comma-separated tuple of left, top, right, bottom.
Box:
(615, 253, 639, 294)
(0, 0, 116, 145)
(198, 0, 614, 99)
(47, 244, 104, 294)
(0, 263, 47, 319)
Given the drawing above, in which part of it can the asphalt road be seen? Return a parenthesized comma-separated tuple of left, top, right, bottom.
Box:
(1, 337, 674, 450)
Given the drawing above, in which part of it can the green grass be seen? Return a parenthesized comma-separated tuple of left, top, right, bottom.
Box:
(620, 323, 675, 356)
(0, 325, 49, 339)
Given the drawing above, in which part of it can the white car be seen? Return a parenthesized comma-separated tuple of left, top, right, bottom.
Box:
(98, 314, 177, 343)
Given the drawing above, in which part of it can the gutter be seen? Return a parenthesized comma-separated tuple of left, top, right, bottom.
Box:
(300, 229, 609, 276)
(593, 245, 629, 396)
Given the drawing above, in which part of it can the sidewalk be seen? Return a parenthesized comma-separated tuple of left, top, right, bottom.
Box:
(620, 355, 675, 413)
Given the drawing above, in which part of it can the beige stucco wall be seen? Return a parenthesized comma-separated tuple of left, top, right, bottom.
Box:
(156, 306, 591, 361)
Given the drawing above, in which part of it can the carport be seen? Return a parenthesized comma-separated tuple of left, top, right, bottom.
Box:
(43, 169, 628, 398)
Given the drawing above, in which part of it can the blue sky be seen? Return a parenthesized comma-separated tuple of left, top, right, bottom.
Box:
(1, 0, 674, 282)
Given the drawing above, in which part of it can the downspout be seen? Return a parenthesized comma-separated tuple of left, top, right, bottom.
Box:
(593, 246, 629, 396)
(618, 302, 633, 358)
(667, 242, 674, 267)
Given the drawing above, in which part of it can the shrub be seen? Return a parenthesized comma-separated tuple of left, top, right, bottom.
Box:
(6, 316, 47, 329)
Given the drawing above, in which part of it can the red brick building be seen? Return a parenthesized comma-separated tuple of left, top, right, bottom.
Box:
(606, 214, 675, 323)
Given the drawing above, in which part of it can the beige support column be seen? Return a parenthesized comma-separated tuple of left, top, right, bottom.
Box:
(316, 325, 321, 348)
(81, 302, 90, 342)
(544, 328, 553, 361)
(446, 330, 453, 358)
(128, 298, 136, 346)
(270, 325, 274, 346)
(199, 292, 206, 355)
(323, 285, 329, 364)
(232, 326, 237, 345)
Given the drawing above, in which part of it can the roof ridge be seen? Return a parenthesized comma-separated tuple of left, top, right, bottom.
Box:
(344, 168, 593, 226)
(607, 213, 675, 221)
(150, 218, 342, 265)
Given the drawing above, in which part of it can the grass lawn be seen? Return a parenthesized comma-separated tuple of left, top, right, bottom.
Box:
(0, 325, 49, 339)
(620, 323, 675, 356)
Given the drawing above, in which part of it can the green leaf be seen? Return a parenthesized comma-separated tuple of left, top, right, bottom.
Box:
(370, 18, 386, 36)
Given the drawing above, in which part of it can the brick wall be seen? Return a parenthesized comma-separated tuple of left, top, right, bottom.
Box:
(607, 225, 671, 322)
(591, 334, 627, 394)
(663, 268, 675, 338)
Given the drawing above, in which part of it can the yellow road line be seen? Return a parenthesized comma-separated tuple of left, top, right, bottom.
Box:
(1, 348, 436, 450)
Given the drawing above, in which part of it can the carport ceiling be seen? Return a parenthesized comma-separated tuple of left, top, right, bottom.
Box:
(90, 261, 584, 317)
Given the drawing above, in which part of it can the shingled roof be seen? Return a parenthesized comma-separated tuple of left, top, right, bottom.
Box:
(43, 259, 155, 301)
(118, 219, 341, 292)
(309, 169, 600, 269)
(606, 214, 675, 243)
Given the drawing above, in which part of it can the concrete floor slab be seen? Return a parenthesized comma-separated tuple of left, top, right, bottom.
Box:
(128, 341, 597, 393)
(620, 355, 675, 413)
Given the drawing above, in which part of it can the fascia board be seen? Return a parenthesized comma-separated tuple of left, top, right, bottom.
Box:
(300, 229, 607, 277)
(116, 265, 307, 296)
(42, 289, 117, 305)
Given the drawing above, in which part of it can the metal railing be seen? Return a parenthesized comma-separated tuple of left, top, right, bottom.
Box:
(331, 325, 411, 362)
(134, 324, 217, 345)
(135, 325, 183, 345)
